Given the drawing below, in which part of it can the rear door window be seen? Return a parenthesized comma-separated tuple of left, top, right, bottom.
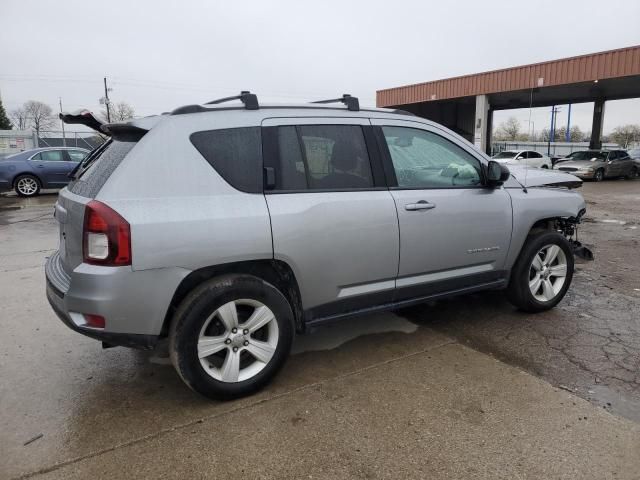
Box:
(34, 150, 64, 161)
(190, 127, 262, 193)
(270, 125, 374, 191)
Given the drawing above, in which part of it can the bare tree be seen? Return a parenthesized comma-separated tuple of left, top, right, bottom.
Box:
(102, 101, 135, 122)
(494, 117, 521, 141)
(23, 100, 56, 136)
(10, 107, 29, 130)
(569, 126, 585, 142)
(610, 124, 640, 148)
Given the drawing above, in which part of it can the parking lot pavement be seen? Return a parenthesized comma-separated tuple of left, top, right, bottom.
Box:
(1, 183, 639, 479)
(400, 179, 640, 422)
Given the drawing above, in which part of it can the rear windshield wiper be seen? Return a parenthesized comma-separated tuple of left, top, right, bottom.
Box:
(68, 140, 111, 180)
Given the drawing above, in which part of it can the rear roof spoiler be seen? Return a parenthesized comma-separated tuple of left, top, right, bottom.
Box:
(59, 110, 109, 136)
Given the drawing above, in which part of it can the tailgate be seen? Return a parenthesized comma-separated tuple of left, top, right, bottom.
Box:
(54, 188, 90, 274)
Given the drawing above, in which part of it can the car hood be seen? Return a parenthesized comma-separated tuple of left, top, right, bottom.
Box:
(555, 160, 604, 168)
(507, 165, 582, 188)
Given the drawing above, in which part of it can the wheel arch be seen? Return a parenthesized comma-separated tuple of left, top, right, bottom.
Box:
(506, 215, 573, 271)
(12, 171, 42, 188)
(161, 259, 304, 337)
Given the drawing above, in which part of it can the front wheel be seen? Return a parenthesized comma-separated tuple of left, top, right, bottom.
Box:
(170, 274, 294, 400)
(14, 174, 41, 197)
(506, 231, 574, 313)
(594, 169, 604, 182)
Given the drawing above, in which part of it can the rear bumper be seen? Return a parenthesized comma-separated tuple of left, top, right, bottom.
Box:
(45, 250, 190, 349)
(46, 281, 158, 349)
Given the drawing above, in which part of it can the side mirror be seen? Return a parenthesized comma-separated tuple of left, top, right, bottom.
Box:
(486, 160, 510, 187)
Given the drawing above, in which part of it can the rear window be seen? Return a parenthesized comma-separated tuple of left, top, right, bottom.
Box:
(68, 140, 137, 197)
(190, 127, 262, 193)
(270, 125, 374, 191)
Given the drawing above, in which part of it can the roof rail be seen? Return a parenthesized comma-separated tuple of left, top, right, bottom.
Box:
(205, 91, 259, 110)
(312, 94, 359, 112)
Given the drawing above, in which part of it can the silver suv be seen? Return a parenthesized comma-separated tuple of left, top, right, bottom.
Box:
(46, 93, 588, 399)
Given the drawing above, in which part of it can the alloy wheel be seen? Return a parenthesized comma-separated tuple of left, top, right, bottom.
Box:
(529, 244, 568, 302)
(17, 177, 38, 196)
(197, 299, 279, 382)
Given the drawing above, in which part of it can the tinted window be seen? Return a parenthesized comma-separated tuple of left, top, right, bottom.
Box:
(382, 126, 481, 188)
(275, 125, 373, 190)
(528, 151, 542, 158)
(190, 127, 262, 193)
(67, 150, 87, 162)
(35, 150, 64, 161)
(516, 152, 527, 159)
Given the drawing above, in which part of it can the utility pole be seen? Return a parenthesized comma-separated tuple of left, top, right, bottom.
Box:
(59, 97, 66, 147)
(103, 77, 111, 122)
(566, 104, 572, 142)
(548, 106, 561, 155)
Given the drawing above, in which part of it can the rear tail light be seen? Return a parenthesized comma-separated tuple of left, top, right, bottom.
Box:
(83, 200, 131, 266)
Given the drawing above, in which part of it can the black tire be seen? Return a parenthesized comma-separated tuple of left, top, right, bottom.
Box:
(625, 166, 638, 180)
(506, 231, 574, 313)
(169, 274, 294, 400)
(14, 174, 41, 197)
(541, 165, 549, 169)
(594, 169, 604, 182)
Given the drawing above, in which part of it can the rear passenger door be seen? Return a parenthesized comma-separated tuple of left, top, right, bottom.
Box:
(262, 118, 399, 321)
(371, 119, 512, 301)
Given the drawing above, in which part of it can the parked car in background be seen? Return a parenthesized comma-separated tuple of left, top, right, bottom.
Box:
(553, 150, 637, 181)
(46, 92, 588, 400)
(0, 147, 89, 197)
(492, 150, 552, 169)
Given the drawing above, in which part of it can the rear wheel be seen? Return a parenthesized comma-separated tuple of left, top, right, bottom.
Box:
(14, 174, 40, 197)
(506, 231, 574, 313)
(625, 166, 638, 179)
(170, 275, 294, 400)
(594, 169, 604, 182)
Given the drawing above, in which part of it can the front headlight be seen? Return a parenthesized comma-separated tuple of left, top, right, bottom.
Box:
(578, 167, 595, 172)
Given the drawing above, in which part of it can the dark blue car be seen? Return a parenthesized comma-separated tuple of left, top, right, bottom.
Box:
(0, 147, 89, 197)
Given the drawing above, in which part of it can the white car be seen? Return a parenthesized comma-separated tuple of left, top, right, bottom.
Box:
(492, 150, 552, 169)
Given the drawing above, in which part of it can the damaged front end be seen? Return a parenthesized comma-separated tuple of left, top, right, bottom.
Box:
(556, 210, 594, 261)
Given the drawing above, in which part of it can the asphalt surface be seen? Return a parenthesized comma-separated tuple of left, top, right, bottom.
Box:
(1, 182, 639, 479)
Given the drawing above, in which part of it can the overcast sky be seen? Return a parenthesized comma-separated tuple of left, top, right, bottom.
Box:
(1, 0, 639, 135)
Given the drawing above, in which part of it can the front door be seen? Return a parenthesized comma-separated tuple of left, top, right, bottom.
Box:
(371, 119, 513, 300)
(262, 118, 399, 321)
(29, 149, 73, 186)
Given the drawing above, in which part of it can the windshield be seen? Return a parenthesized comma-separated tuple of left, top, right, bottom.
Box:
(493, 151, 517, 159)
(567, 151, 607, 161)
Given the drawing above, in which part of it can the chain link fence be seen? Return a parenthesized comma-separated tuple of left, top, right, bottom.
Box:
(37, 130, 106, 150)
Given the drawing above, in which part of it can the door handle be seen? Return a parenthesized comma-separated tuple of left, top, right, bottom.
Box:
(36, 164, 45, 168)
(405, 201, 436, 211)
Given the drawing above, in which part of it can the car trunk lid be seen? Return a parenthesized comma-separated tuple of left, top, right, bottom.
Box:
(54, 115, 154, 275)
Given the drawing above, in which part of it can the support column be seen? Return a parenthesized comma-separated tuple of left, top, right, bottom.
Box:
(589, 99, 606, 150)
(474, 95, 490, 154)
